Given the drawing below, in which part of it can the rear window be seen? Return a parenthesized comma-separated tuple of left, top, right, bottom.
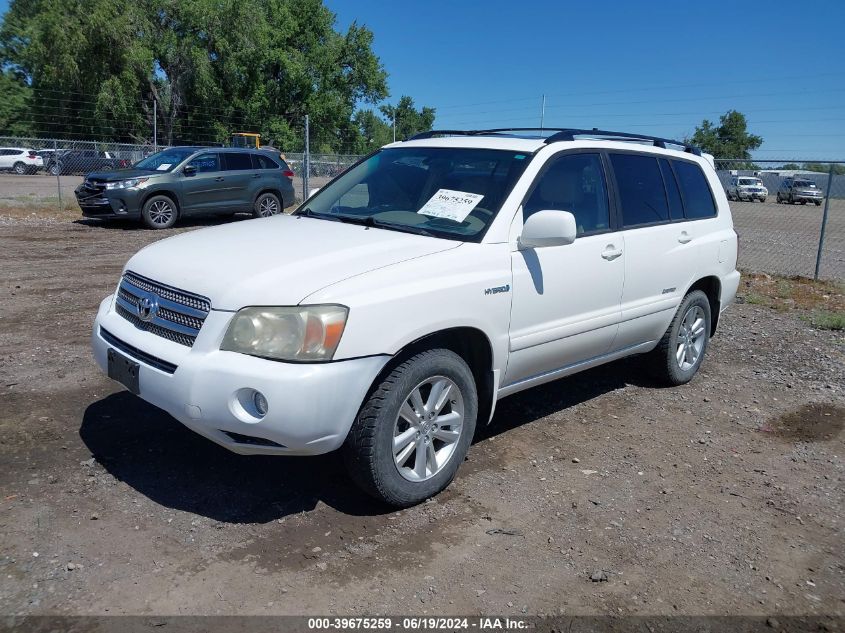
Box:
(609, 153, 670, 227)
(224, 153, 253, 170)
(672, 160, 717, 219)
(253, 153, 280, 169)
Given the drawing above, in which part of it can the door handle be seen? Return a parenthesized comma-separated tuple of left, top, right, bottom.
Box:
(215, 176, 224, 182)
(601, 245, 623, 261)
(678, 231, 692, 244)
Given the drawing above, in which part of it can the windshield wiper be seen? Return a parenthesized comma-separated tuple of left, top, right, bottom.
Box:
(297, 208, 344, 222)
(370, 218, 438, 238)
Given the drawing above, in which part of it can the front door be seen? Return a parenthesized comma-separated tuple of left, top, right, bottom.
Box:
(504, 152, 625, 388)
(180, 152, 229, 213)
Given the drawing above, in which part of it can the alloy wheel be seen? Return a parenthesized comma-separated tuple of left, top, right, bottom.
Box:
(392, 376, 464, 482)
(258, 195, 279, 217)
(676, 305, 706, 371)
(148, 199, 174, 226)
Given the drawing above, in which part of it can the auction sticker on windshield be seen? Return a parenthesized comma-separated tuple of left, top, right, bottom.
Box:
(156, 163, 172, 171)
(418, 189, 484, 222)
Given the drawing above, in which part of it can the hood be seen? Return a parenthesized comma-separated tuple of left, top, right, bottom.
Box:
(124, 214, 461, 310)
(87, 168, 162, 181)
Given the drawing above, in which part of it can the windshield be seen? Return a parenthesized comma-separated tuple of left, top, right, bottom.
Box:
(134, 148, 198, 172)
(738, 178, 760, 186)
(794, 180, 815, 188)
(295, 147, 532, 241)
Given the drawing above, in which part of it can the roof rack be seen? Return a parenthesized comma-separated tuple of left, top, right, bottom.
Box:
(408, 127, 702, 156)
(543, 128, 701, 155)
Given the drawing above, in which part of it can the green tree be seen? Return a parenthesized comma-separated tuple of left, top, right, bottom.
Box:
(802, 162, 845, 176)
(0, 0, 392, 151)
(0, 69, 31, 135)
(380, 96, 436, 142)
(686, 110, 763, 159)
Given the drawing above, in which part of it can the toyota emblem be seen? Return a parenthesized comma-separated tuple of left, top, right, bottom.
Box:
(137, 295, 158, 322)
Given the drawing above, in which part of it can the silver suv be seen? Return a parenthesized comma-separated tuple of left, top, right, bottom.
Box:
(726, 176, 767, 202)
(777, 177, 823, 206)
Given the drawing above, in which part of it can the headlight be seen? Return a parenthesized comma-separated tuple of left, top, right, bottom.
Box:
(105, 178, 148, 190)
(220, 305, 348, 361)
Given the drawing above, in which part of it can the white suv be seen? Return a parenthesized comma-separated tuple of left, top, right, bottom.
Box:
(91, 128, 740, 506)
(0, 147, 43, 174)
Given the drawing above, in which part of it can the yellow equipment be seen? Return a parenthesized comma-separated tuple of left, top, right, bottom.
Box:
(232, 133, 261, 148)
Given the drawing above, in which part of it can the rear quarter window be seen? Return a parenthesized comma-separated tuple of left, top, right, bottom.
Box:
(253, 153, 280, 169)
(672, 160, 717, 219)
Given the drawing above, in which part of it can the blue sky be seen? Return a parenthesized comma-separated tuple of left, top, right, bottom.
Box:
(325, 0, 845, 160)
(2, 0, 843, 159)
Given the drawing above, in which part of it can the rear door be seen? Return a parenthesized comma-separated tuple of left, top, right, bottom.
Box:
(180, 152, 228, 213)
(611, 152, 718, 350)
(220, 152, 255, 211)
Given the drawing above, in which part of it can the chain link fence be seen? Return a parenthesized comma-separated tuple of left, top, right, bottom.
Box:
(0, 135, 364, 210)
(1, 139, 842, 281)
(713, 159, 844, 280)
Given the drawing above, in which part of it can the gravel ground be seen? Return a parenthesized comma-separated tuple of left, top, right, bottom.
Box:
(0, 216, 843, 617)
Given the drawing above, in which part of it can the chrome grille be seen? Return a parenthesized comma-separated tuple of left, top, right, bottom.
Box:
(115, 271, 211, 347)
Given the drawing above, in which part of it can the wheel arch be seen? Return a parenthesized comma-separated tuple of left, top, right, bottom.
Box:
(365, 326, 496, 429)
(686, 276, 722, 336)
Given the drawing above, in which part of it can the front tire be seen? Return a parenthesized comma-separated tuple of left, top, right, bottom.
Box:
(13, 162, 26, 175)
(815, 200, 822, 206)
(343, 349, 478, 507)
(253, 192, 281, 218)
(647, 290, 711, 386)
(141, 195, 178, 229)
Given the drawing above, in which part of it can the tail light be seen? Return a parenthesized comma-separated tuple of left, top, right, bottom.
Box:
(28, 151, 37, 159)
(282, 170, 295, 179)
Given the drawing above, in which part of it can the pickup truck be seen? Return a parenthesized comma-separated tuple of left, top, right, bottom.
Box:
(46, 150, 129, 176)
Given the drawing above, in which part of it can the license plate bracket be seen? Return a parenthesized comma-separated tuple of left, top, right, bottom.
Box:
(107, 348, 140, 395)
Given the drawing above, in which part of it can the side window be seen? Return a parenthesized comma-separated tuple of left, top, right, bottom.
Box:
(609, 153, 669, 227)
(253, 153, 279, 169)
(187, 153, 220, 173)
(523, 153, 610, 236)
(223, 153, 252, 171)
(659, 158, 684, 220)
(672, 160, 717, 220)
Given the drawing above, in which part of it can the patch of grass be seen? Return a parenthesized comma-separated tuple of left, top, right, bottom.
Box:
(806, 311, 845, 331)
(740, 273, 845, 331)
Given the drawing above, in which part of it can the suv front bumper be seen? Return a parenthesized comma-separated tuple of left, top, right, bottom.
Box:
(91, 295, 389, 455)
(75, 185, 144, 219)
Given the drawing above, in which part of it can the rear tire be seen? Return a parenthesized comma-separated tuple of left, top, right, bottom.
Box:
(253, 192, 281, 218)
(49, 163, 61, 176)
(343, 348, 477, 507)
(141, 195, 178, 229)
(646, 290, 711, 387)
(815, 200, 822, 206)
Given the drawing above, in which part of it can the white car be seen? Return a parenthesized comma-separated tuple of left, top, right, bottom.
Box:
(0, 147, 43, 174)
(726, 176, 768, 202)
(91, 128, 740, 506)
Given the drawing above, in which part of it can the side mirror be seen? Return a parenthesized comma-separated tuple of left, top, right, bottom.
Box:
(183, 165, 196, 177)
(308, 187, 321, 197)
(519, 210, 577, 249)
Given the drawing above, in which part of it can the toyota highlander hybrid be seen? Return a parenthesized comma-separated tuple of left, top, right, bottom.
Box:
(91, 128, 740, 506)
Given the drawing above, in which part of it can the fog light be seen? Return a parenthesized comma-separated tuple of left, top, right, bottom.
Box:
(253, 391, 269, 416)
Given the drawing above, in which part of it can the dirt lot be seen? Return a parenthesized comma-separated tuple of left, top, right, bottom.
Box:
(0, 214, 843, 618)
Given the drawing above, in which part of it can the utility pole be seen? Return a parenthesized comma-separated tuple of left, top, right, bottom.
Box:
(540, 94, 546, 132)
(153, 100, 157, 152)
(304, 114, 310, 199)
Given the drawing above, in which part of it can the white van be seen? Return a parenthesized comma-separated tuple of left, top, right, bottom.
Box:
(91, 128, 740, 506)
